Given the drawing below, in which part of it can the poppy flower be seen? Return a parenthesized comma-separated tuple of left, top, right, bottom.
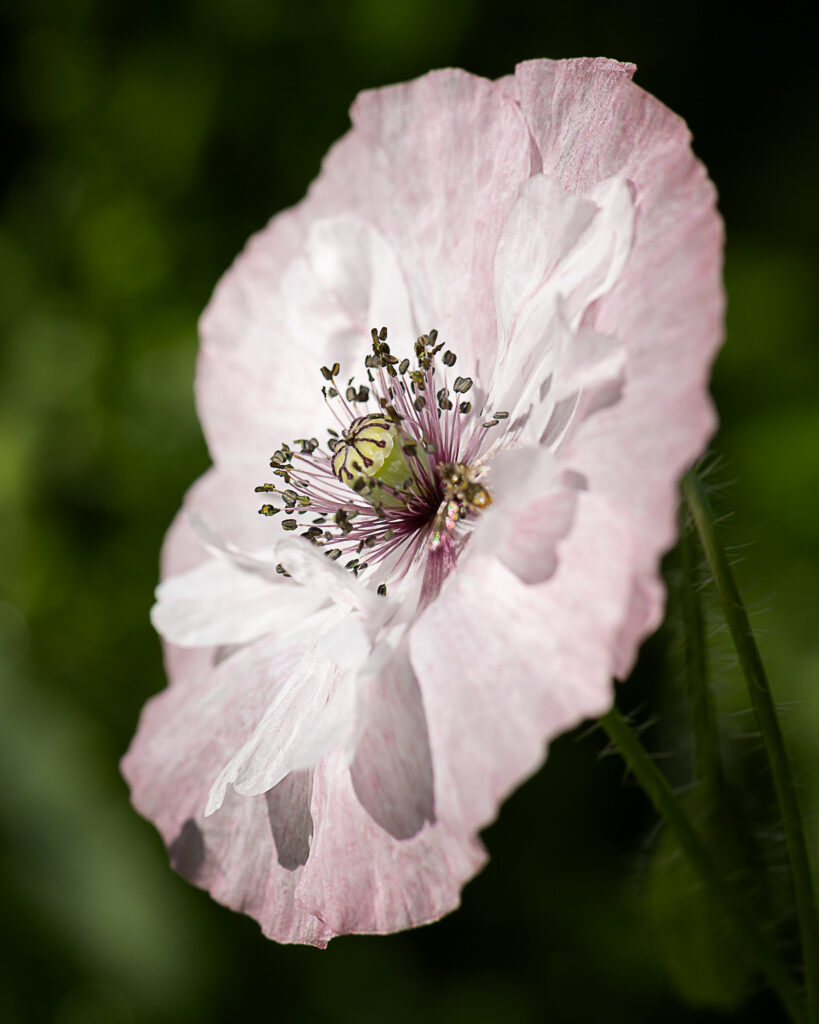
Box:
(122, 57, 723, 945)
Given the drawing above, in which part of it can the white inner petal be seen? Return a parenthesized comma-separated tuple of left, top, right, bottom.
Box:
(151, 555, 327, 648)
(489, 174, 634, 429)
(205, 605, 362, 816)
(281, 215, 418, 362)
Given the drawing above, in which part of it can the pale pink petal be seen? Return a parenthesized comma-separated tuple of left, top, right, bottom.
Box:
(319, 69, 535, 371)
(122, 641, 335, 946)
(294, 492, 633, 936)
(296, 751, 486, 936)
(411, 492, 633, 836)
(197, 787, 334, 946)
(125, 59, 724, 946)
(515, 57, 724, 672)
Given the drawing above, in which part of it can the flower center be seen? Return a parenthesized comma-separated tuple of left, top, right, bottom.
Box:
(255, 328, 504, 593)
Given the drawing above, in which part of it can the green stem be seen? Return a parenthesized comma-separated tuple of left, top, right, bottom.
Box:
(600, 705, 804, 1023)
(679, 508, 723, 797)
(683, 471, 819, 1022)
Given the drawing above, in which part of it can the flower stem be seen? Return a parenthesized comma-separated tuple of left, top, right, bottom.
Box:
(683, 471, 819, 1022)
(600, 705, 805, 1023)
(679, 507, 723, 797)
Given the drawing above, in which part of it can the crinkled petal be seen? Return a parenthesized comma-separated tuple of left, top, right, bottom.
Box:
(515, 57, 724, 671)
(489, 173, 633, 424)
(296, 751, 486, 936)
(322, 68, 535, 371)
(411, 492, 632, 836)
(121, 642, 335, 946)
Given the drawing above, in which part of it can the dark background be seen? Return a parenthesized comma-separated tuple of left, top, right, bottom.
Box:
(1, 2, 817, 1022)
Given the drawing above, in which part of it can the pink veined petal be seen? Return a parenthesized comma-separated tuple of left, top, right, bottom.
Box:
(411, 491, 633, 837)
(515, 57, 724, 674)
(295, 750, 486, 937)
(196, 68, 535, 463)
(195, 786, 334, 946)
(292, 491, 633, 937)
(321, 68, 535, 372)
(121, 641, 335, 946)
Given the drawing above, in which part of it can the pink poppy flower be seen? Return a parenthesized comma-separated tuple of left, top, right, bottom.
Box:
(122, 57, 723, 946)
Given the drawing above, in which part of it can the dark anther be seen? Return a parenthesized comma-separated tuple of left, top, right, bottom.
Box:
(494, 411, 509, 419)
(281, 519, 298, 531)
(377, 583, 387, 596)
(258, 504, 279, 516)
(442, 350, 456, 366)
(453, 376, 473, 394)
(459, 401, 472, 414)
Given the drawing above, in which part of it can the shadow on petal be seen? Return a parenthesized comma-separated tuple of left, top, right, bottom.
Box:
(169, 818, 206, 883)
(265, 770, 314, 870)
(350, 645, 435, 840)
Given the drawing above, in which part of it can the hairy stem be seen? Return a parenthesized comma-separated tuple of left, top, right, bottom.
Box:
(600, 704, 804, 1022)
(683, 471, 818, 1022)
(679, 508, 723, 797)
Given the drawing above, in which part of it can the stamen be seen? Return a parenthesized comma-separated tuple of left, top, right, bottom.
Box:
(256, 326, 496, 588)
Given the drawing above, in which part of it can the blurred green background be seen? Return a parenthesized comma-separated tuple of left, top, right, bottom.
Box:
(1, 2, 817, 1022)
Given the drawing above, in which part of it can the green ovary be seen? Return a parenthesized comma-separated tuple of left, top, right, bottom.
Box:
(332, 415, 414, 495)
